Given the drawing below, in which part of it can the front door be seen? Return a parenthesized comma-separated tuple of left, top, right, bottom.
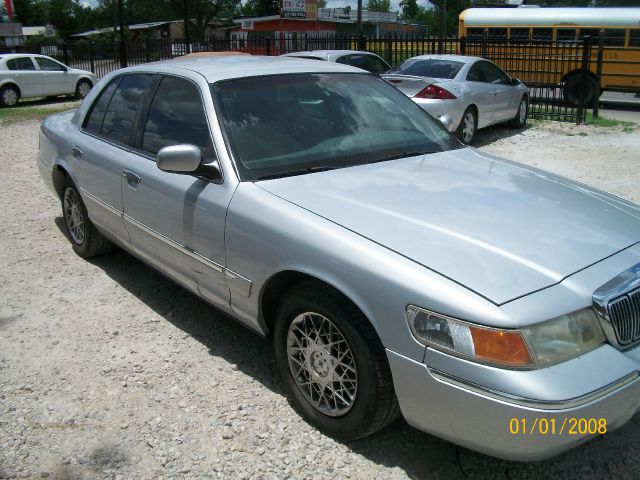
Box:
(121, 75, 234, 307)
(34, 57, 74, 95)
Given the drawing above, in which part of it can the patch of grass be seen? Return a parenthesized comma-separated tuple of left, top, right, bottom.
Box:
(583, 112, 636, 129)
(0, 103, 78, 124)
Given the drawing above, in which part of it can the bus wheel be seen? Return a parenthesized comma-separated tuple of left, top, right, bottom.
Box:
(563, 74, 598, 107)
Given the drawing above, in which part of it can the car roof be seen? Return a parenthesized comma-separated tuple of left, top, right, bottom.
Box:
(125, 55, 366, 83)
(0, 53, 47, 59)
(404, 54, 482, 64)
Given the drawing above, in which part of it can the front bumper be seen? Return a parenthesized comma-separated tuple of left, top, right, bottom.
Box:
(387, 348, 640, 461)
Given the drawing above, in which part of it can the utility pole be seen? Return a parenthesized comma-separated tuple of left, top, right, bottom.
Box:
(357, 0, 363, 50)
(118, 0, 127, 67)
(183, 0, 191, 54)
(438, 0, 446, 53)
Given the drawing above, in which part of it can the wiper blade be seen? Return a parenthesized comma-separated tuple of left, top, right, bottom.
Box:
(373, 150, 436, 163)
(257, 165, 336, 180)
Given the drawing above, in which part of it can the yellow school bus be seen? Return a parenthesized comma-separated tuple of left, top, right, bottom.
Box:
(459, 7, 640, 102)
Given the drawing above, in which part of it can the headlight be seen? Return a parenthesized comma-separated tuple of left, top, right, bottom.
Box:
(407, 306, 605, 369)
(521, 308, 605, 367)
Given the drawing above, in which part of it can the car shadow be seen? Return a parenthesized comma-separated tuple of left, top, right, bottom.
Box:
(15, 96, 80, 108)
(472, 122, 534, 148)
(55, 218, 640, 479)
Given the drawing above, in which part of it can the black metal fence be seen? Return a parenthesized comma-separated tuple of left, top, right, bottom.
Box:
(4, 34, 600, 123)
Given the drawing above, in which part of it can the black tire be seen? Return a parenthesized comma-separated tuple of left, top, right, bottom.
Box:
(0, 84, 20, 108)
(75, 79, 93, 99)
(456, 107, 477, 145)
(61, 180, 112, 258)
(508, 96, 528, 129)
(562, 74, 598, 107)
(274, 283, 400, 440)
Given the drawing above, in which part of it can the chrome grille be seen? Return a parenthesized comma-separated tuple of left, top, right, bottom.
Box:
(607, 288, 640, 345)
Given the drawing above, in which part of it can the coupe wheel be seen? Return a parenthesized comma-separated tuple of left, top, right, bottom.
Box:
(61, 180, 112, 257)
(76, 79, 93, 99)
(274, 283, 399, 440)
(456, 107, 477, 144)
(1, 85, 19, 107)
(509, 96, 528, 129)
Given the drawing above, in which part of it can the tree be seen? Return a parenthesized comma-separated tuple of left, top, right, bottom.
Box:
(241, 0, 280, 17)
(317, 0, 327, 8)
(400, 0, 419, 20)
(167, 0, 241, 41)
(366, 0, 392, 13)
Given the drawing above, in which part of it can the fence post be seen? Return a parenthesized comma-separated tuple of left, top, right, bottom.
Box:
(89, 41, 95, 73)
(63, 43, 69, 66)
(358, 36, 365, 52)
(576, 36, 591, 125)
(593, 30, 605, 119)
(460, 36, 466, 56)
(481, 30, 488, 59)
(265, 37, 272, 56)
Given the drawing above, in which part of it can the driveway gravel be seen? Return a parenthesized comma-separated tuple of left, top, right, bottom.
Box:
(1, 115, 639, 480)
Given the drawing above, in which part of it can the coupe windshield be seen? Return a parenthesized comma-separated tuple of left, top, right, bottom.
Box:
(212, 73, 460, 180)
(388, 59, 464, 79)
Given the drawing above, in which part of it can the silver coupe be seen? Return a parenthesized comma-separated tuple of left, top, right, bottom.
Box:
(37, 56, 640, 461)
(383, 55, 529, 143)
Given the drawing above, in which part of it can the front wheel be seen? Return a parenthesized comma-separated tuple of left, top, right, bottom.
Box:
(76, 79, 93, 99)
(456, 107, 477, 144)
(509, 96, 528, 129)
(61, 181, 112, 258)
(274, 283, 399, 440)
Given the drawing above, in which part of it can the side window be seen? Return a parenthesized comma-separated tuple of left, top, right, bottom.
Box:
(510, 28, 530, 41)
(630, 29, 640, 47)
(84, 78, 120, 135)
(479, 62, 509, 85)
(556, 29, 577, 42)
(466, 62, 484, 82)
(35, 57, 65, 71)
(6, 57, 36, 71)
(142, 76, 210, 156)
(366, 56, 389, 74)
(335, 56, 348, 65)
(344, 55, 369, 71)
(532, 28, 552, 41)
(101, 74, 154, 146)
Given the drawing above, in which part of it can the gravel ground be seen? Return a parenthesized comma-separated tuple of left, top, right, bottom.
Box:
(1, 115, 640, 480)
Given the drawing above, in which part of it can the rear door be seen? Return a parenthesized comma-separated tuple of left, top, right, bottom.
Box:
(121, 75, 234, 306)
(74, 74, 155, 245)
(5, 56, 42, 97)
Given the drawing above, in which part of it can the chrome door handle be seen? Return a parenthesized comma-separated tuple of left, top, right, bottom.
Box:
(123, 170, 141, 186)
(71, 146, 83, 158)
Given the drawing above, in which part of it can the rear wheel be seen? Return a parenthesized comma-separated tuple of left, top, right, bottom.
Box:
(562, 74, 598, 107)
(61, 180, 112, 258)
(509, 96, 528, 129)
(274, 283, 399, 440)
(456, 107, 477, 144)
(1, 85, 19, 107)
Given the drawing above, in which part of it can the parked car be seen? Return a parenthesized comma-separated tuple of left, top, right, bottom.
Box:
(281, 50, 390, 74)
(383, 54, 529, 143)
(38, 56, 640, 461)
(0, 53, 96, 107)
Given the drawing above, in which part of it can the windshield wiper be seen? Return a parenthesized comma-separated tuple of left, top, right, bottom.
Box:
(256, 165, 336, 181)
(373, 150, 437, 163)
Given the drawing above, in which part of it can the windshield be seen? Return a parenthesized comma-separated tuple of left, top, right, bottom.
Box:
(212, 73, 461, 181)
(389, 59, 464, 79)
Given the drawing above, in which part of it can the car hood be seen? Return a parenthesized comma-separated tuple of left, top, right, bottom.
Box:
(257, 148, 640, 304)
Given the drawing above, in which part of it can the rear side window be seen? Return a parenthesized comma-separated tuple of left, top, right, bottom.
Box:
(366, 55, 389, 74)
(389, 59, 464, 79)
(101, 74, 154, 146)
(6, 57, 36, 71)
(141, 76, 210, 155)
(84, 78, 120, 134)
(630, 29, 640, 47)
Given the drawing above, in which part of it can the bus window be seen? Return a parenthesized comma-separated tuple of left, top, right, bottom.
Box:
(467, 28, 485, 39)
(579, 28, 600, 39)
(602, 29, 626, 46)
(630, 29, 640, 47)
(510, 28, 530, 41)
(532, 28, 552, 41)
(556, 29, 577, 42)
(488, 28, 507, 39)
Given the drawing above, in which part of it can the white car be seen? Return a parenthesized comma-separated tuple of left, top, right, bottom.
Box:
(0, 53, 96, 107)
(281, 50, 391, 74)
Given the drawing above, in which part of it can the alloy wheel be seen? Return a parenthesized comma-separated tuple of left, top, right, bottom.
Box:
(462, 112, 475, 143)
(63, 188, 85, 245)
(78, 82, 91, 98)
(2, 88, 18, 106)
(286, 312, 358, 417)
(518, 100, 527, 124)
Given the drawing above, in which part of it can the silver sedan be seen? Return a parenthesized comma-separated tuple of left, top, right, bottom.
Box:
(37, 56, 640, 461)
(383, 54, 529, 143)
(281, 49, 390, 74)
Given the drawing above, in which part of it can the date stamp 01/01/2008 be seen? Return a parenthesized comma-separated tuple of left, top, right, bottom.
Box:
(509, 418, 608, 436)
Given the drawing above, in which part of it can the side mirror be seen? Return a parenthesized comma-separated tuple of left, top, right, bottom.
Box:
(157, 144, 202, 173)
(511, 77, 521, 86)
(438, 115, 454, 131)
